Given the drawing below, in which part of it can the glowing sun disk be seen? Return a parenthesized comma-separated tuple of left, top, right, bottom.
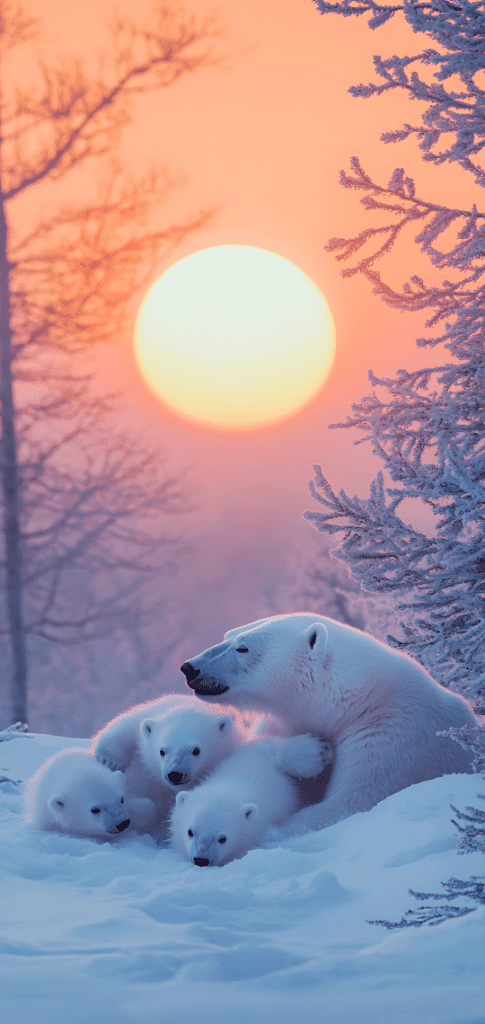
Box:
(134, 245, 336, 430)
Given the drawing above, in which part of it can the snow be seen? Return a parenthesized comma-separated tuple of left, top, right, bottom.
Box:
(2, 733, 485, 1024)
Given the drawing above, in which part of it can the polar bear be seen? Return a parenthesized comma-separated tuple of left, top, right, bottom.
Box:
(92, 694, 248, 833)
(25, 748, 131, 839)
(170, 733, 329, 866)
(180, 613, 478, 830)
(93, 695, 193, 773)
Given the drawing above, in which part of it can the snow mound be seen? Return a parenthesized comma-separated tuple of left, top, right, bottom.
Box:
(1, 733, 484, 1024)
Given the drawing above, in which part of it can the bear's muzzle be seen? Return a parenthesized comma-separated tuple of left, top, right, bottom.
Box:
(180, 662, 229, 696)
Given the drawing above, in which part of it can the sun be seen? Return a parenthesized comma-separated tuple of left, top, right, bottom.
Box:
(134, 245, 336, 430)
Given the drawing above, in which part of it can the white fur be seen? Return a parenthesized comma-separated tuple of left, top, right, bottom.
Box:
(170, 734, 328, 866)
(92, 695, 192, 772)
(181, 612, 478, 830)
(92, 694, 245, 833)
(25, 748, 130, 839)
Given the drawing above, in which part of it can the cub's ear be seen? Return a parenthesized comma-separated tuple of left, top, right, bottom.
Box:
(241, 802, 258, 822)
(216, 715, 233, 734)
(175, 791, 189, 807)
(140, 718, 157, 738)
(305, 622, 328, 659)
(47, 794, 65, 812)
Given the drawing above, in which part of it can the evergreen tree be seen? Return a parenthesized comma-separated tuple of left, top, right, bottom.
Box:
(307, 0, 485, 714)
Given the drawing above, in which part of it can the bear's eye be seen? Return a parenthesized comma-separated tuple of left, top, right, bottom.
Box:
(192, 747, 200, 756)
(159, 749, 165, 757)
(218, 836, 227, 844)
(120, 797, 124, 804)
(91, 807, 101, 815)
(188, 829, 193, 837)
(236, 645, 248, 653)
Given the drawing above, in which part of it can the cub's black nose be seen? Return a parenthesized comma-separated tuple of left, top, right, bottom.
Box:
(181, 662, 200, 684)
(193, 857, 210, 867)
(167, 771, 186, 786)
(117, 818, 130, 832)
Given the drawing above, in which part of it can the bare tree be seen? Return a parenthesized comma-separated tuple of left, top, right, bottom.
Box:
(0, 2, 217, 724)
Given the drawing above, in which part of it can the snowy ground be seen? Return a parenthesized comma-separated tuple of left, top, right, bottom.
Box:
(1, 732, 485, 1024)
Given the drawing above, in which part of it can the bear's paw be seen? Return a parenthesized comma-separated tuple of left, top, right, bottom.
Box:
(277, 734, 333, 779)
(93, 737, 129, 773)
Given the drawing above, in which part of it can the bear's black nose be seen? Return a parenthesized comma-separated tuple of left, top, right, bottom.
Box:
(181, 661, 200, 684)
(193, 857, 210, 867)
(167, 771, 186, 786)
(116, 818, 130, 832)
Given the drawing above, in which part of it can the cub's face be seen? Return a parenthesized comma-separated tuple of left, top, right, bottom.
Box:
(180, 616, 328, 710)
(140, 710, 233, 789)
(47, 771, 130, 838)
(174, 792, 258, 867)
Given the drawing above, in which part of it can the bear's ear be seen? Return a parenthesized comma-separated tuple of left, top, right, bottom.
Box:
(47, 794, 65, 812)
(140, 718, 157, 738)
(241, 802, 258, 822)
(175, 791, 189, 807)
(305, 622, 328, 659)
(216, 715, 233, 734)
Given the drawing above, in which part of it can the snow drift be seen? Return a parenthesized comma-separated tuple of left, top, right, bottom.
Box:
(1, 731, 484, 1024)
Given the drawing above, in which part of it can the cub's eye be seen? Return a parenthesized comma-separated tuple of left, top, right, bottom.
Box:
(218, 836, 227, 844)
(159, 749, 165, 757)
(192, 747, 200, 756)
(91, 807, 101, 815)
(120, 797, 124, 804)
(236, 646, 248, 653)
(188, 829, 193, 837)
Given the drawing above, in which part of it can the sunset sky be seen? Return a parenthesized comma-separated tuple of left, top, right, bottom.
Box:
(17, 0, 478, 662)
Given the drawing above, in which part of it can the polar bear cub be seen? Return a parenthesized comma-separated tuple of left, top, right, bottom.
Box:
(93, 695, 194, 773)
(92, 694, 245, 833)
(170, 734, 330, 866)
(25, 748, 131, 839)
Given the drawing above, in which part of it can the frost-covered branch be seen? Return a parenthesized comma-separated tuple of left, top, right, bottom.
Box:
(316, 1, 485, 184)
(368, 875, 485, 928)
(440, 724, 485, 779)
(451, 796, 485, 853)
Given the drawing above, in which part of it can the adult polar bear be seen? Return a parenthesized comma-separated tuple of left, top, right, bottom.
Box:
(181, 613, 477, 830)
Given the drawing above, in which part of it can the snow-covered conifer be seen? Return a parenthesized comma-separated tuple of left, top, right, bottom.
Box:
(308, 1, 485, 717)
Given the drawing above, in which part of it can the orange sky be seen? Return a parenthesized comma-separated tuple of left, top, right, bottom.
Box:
(15, 0, 479, 653)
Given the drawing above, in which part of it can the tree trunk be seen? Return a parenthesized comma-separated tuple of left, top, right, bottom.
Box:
(0, 195, 27, 723)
